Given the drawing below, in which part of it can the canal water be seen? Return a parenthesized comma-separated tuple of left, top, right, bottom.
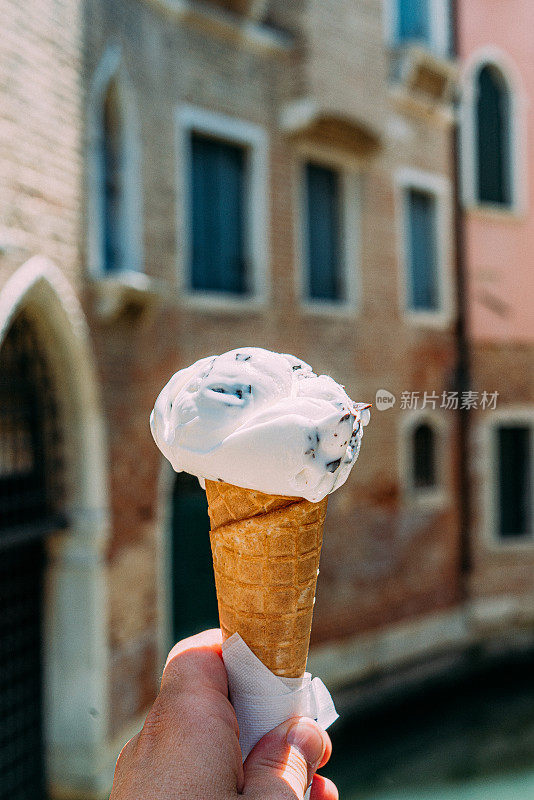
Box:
(323, 649, 534, 799)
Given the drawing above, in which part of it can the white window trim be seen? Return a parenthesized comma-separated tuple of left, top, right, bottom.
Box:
(174, 105, 269, 312)
(476, 407, 534, 550)
(460, 47, 526, 216)
(383, 0, 451, 59)
(294, 147, 361, 317)
(395, 166, 454, 328)
(399, 409, 450, 509)
(86, 45, 144, 278)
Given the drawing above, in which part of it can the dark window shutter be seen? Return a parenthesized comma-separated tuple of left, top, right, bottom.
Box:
(476, 65, 511, 206)
(406, 188, 439, 311)
(497, 426, 531, 538)
(305, 162, 342, 301)
(191, 134, 246, 294)
(397, 0, 430, 44)
(102, 80, 122, 273)
(413, 423, 436, 488)
(170, 473, 219, 641)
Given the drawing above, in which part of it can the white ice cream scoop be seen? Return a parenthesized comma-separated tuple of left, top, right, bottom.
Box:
(150, 347, 370, 502)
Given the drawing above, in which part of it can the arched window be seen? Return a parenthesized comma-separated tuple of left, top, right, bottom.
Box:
(0, 312, 64, 798)
(476, 64, 511, 206)
(88, 48, 143, 277)
(170, 473, 218, 642)
(102, 79, 123, 273)
(413, 422, 436, 489)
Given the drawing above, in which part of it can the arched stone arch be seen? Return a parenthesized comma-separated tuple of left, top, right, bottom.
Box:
(87, 44, 144, 277)
(0, 256, 111, 796)
(460, 47, 526, 212)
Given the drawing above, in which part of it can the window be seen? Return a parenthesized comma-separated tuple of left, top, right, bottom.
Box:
(476, 65, 511, 206)
(102, 80, 122, 273)
(389, 0, 451, 57)
(413, 423, 436, 488)
(497, 425, 531, 539)
(176, 106, 268, 306)
(87, 48, 143, 277)
(401, 413, 447, 505)
(304, 162, 342, 302)
(405, 187, 439, 312)
(298, 158, 360, 312)
(397, 0, 430, 46)
(191, 133, 247, 294)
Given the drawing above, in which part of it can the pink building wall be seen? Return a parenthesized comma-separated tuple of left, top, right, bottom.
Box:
(459, 0, 534, 343)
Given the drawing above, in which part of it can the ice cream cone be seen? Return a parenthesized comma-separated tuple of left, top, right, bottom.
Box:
(205, 479, 328, 678)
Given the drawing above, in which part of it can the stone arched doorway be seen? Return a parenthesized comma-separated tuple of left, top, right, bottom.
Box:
(0, 311, 66, 798)
(0, 257, 110, 798)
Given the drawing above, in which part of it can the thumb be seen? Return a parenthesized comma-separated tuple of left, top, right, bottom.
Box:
(242, 717, 329, 799)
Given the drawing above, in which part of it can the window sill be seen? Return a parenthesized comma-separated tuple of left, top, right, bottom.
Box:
(298, 299, 359, 319)
(401, 308, 455, 329)
(483, 534, 534, 553)
(89, 271, 167, 321)
(404, 487, 449, 510)
(464, 204, 525, 223)
(145, 0, 292, 53)
(388, 86, 455, 125)
(177, 289, 267, 314)
(388, 45, 458, 125)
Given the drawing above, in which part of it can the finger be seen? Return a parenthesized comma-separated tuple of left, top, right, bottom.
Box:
(135, 628, 243, 796)
(156, 627, 238, 744)
(243, 717, 330, 799)
(310, 774, 339, 800)
(164, 627, 223, 668)
(159, 628, 238, 739)
(162, 628, 226, 694)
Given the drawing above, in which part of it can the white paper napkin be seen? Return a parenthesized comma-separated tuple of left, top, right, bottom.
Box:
(222, 633, 339, 768)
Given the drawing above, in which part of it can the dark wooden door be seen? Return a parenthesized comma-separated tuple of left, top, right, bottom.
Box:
(170, 473, 219, 642)
(0, 313, 64, 800)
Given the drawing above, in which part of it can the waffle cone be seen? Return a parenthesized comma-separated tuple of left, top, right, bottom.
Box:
(206, 479, 328, 678)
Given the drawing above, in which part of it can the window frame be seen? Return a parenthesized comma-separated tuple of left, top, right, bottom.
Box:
(384, 0, 452, 59)
(395, 167, 453, 327)
(478, 410, 534, 550)
(87, 45, 144, 278)
(294, 147, 361, 316)
(460, 49, 525, 217)
(399, 410, 449, 508)
(175, 105, 269, 311)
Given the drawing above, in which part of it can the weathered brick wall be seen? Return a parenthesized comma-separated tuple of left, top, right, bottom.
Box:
(82, 0, 460, 736)
(0, 0, 82, 288)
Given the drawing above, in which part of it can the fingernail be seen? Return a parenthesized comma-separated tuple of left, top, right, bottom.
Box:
(286, 719, 325, 769)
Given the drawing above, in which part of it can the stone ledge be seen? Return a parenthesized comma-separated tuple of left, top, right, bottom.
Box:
(308, 597, 534, 693)
(145, 0, 292, 53)
(88, 271, 168, 322)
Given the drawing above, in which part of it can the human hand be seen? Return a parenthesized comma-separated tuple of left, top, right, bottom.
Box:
(110, 629, 338, 799)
